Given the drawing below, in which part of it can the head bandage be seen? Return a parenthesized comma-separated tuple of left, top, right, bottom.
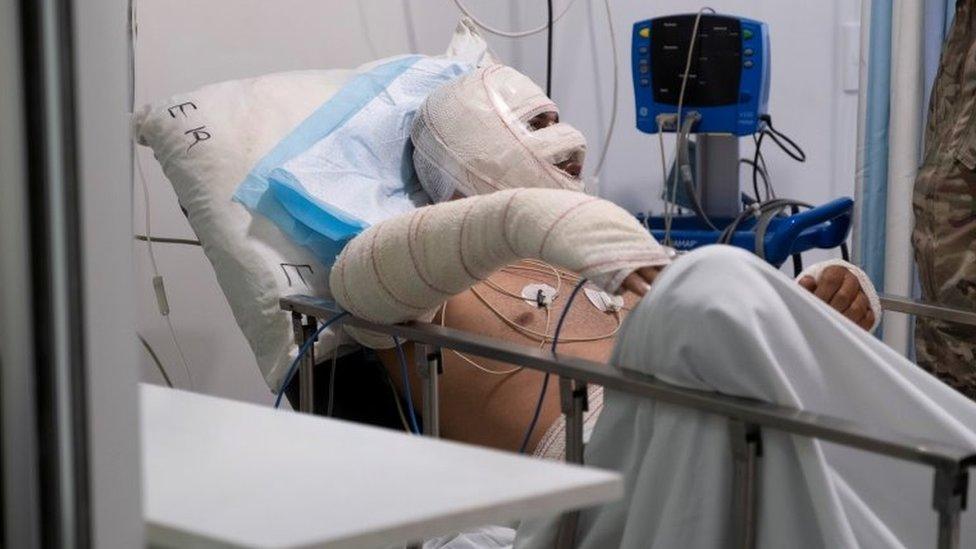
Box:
(411, 64, 586, 202)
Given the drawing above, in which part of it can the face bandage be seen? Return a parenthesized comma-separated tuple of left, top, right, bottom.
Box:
(329, 188, 671, 347)
(411, 64, 587, 202)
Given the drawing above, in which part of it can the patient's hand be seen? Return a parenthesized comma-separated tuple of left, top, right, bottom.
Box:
(621, 267, 663, 297)
(799, 265, 875, 330)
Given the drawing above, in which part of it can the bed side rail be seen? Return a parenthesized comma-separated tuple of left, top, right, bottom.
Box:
(280, 294, 975, 549)
(880, 293, 976, 327)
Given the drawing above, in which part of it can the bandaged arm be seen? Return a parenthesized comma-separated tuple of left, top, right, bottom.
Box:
(796, 259, 883, 332)
(330, 189, 671, 345)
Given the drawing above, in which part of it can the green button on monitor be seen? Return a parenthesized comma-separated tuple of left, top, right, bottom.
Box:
(743, 28, 753, 39)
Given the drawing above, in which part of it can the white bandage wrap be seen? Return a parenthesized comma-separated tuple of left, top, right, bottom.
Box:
(330, 188, 671, 347)
(796, 259, 882, 332)
(411, 64, 586, 202)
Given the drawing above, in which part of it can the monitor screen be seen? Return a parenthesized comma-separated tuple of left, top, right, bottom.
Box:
(650, 14, 742, 107)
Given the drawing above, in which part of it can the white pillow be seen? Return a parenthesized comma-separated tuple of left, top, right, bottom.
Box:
(134, 19, 493, 393)
(135, 68, 357, 392)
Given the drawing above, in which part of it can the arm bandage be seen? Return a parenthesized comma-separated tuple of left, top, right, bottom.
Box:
(796, 259, 882, 332)
(329, 189, 671, 346)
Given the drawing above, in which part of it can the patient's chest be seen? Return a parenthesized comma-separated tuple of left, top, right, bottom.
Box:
(441, 268, 628, 363)
(380, 263, 636, 451)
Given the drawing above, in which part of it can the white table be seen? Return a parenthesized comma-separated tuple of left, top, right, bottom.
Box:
(141, 384, 622, 548)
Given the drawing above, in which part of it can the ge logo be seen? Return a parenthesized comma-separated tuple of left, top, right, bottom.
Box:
(638, 107, 649, 117)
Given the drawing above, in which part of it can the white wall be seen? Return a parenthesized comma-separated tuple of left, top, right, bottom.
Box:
(133, 0, 861, 403)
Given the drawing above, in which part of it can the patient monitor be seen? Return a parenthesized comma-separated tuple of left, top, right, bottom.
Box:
(633, 13, 769, 137)
(631, 13, 853, 267)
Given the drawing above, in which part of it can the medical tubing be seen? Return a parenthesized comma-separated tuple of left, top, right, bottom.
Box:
(131, 2, 195, 390)
(384, 368, 414, 433)
(655, 118, 667, 232)
(273, 312, 350, 409)
(546, 0, 554, 97)
(758, 139, 774, 198)
(451, 0, 579, 38)
(135, 158, 159, 296)
(451, 348, 523, 375)
(517, 277, 588, 454)
(590, 0, 619, 179)
(136, 153, 195, 390)
(749, 133, 776, 200)
(717, 198, 812, 260)
(789, 204, 804, 276)
(519, 374, 550, 455)
(664, 10, 702, 245)
(752, 130, 768, 201)
(552, 279, 587, 354)
(662, 113, 710, 235)
(452, 262, 616, 375)
(764, 129, 806, 162)
(327, 346, 338, 417)
(677, 114, 719, 232)
(393, 336, 422, 434)
(442, 301, 524, 375)
(757, 140, 773, 195)
(760, 115, 807, 163)
(739, 158, 770, 202)
(469, 285, 619, 343)
(664, 8, 713, 244)
(719, 198, 779, 244)
(485, 261, 564, 300)
(718, 198, 775, 244)
(673, 8, 713, 134)
(754, 200, 812, 260)
(792, 253, 804, 277)
(656, 116, 676, 243)
(717, 205, 742, 244)
(718, 199, 783, 245)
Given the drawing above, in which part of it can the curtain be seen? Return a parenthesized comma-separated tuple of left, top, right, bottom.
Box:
(853, 0, 955, 355)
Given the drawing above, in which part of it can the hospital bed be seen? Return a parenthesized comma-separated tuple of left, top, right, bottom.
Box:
(280, 293, 976, 549)
(129, 11, 976, 546)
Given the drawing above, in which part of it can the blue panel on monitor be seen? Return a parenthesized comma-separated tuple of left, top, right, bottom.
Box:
(632, 14, 769, 136)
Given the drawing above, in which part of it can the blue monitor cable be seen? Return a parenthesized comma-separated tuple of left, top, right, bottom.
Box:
(517, 277, 588, 454)
(273, 311, 350, 409)
(392, 335, 422, 434)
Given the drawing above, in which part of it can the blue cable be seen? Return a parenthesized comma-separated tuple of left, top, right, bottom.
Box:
(274, 311, 350, 409)
(392, 336, 421, 434)
(517, 278, 588, 454)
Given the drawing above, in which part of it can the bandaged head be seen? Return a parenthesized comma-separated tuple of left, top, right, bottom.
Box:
(411, 64, 587, 202)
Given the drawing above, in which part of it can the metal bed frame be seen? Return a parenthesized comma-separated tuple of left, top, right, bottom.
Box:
(280, 293, 976, 549)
